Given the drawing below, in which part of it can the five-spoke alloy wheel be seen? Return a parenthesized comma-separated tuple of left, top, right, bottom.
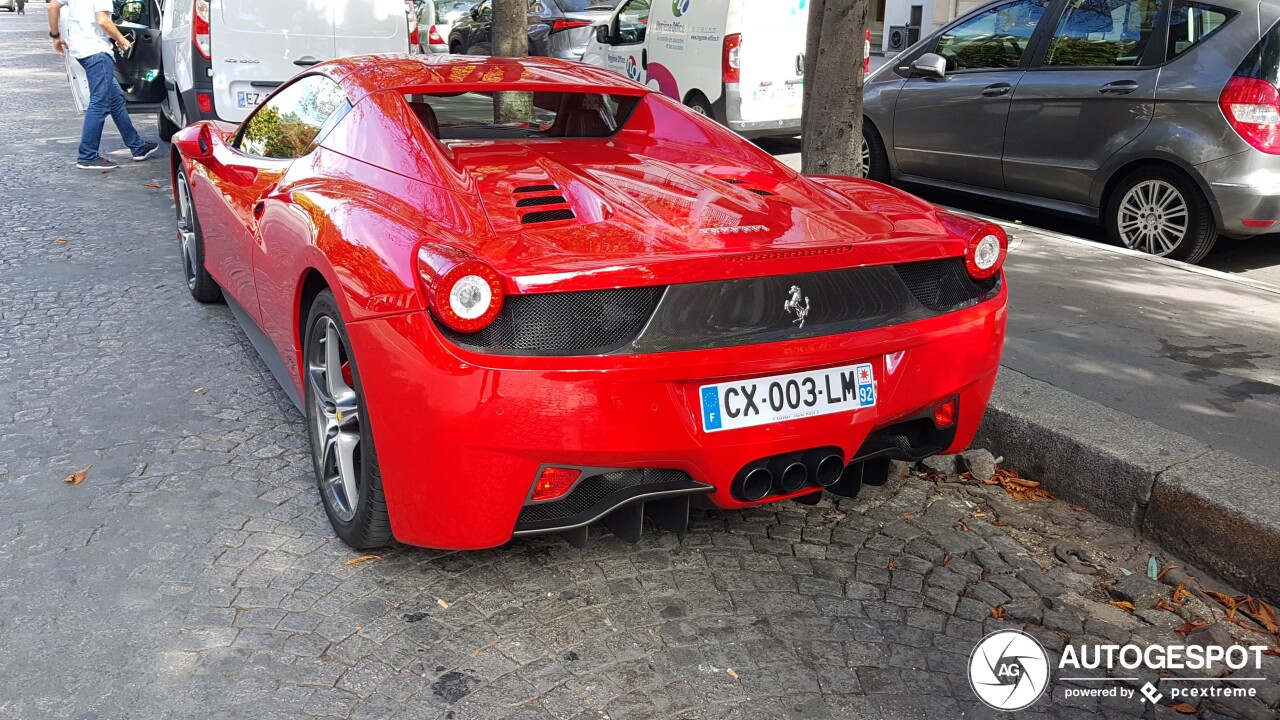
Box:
(304, 290, 391, 548)
(175, 167, 223, 303)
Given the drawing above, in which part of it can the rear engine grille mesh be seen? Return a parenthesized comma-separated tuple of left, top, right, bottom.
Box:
(894, 257, 998, 312)
(521, 208, 576, 224)
(438, 286, 664, 354)
(515, 195, 568, 208)
(514, 184, 557, 193)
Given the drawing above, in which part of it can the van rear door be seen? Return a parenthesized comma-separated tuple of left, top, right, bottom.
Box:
(333, 0, 410, 57)
(734, 1, 806, 126)
(212, 0, 335, 123)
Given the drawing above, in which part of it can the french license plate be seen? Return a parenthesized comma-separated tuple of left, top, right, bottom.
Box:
(699, 363, 876, 433)
(236, 91, 261, 109)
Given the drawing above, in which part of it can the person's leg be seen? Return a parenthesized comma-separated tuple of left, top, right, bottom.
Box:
(101, 57, 148, 155)
(77, 54, 112, 163)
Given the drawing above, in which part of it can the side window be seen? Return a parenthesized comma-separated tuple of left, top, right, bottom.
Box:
(480, 1, 493, 19)
(1043, 0, 1167, 67)
(1166, 1, 1234, 60)
(236, 77, 349, 160)
(615, 0, 650, 45)
(934, 0, 1049, 72)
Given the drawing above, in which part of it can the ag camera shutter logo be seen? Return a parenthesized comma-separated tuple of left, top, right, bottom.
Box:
(969, 630, 1051, 711)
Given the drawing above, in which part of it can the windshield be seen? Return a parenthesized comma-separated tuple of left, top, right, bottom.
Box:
(434, 0, 472, 21)
(405, 91, 641, 140)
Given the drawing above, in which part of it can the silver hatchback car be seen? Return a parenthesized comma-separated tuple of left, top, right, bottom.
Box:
(862, 0, 1280, 263)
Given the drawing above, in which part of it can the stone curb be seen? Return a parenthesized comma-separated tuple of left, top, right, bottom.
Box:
(975, 367, 1280, 603)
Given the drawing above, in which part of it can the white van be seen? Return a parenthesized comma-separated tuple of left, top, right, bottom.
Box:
(580, 0, 808, 138)
(153, 0, 411, 138)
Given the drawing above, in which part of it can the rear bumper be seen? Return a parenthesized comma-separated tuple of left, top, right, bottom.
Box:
(345, 283, 1007, 549)
(1199, 150, 1280, 236)
(724, 83, 802, 138)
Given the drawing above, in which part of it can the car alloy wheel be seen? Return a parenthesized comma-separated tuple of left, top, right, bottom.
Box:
(1116, 179, 1189, 257)
(176, 172, 199, 291)
(859, 139, 871, 178)
(308, 316, 364, 523)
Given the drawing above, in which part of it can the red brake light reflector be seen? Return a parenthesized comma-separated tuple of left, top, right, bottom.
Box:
(1220, 76, 1280, 154)
(933, 401, 956, 428)
(196, 92, 212, 114)
(723, 33, 742, 84)
(532, 467, 581, 502)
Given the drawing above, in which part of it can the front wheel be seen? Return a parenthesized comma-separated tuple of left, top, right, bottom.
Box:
(859, 120, 891, 183)
(1106, 167, 1218, 264)
(175, 167, 222, 303)
(304, 291, 392, 549)
(684, 93, 715, 119)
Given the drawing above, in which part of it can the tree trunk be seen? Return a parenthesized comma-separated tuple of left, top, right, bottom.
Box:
(492, 0, 533, 124)
(801, 0, 869, 177)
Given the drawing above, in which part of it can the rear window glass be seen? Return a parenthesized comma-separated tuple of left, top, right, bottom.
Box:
(404, 91, 641, 140)
(1166, 1, 1234, 61)
(1234, 20, 1280, 85)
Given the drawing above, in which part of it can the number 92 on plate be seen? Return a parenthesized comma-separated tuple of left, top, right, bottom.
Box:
(699, 362, 876, 433)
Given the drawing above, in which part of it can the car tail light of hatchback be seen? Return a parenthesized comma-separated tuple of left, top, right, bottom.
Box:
(550, 18, 594, 33)
(723, 33, 742, 84)
(420, 256, 505, 333)
(1219, 76, 1280, 154)
(428, 25, 445, 44)
(193, 0, 211, 60)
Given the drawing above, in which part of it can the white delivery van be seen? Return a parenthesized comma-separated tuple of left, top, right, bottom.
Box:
(581, 0, 808, 138)
(152, 0, 410, 139)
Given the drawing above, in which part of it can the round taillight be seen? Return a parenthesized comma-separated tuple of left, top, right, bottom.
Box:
(965, 224, 1007, 281)
(433, 261, 503, 332)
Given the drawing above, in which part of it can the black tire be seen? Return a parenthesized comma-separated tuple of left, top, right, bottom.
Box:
(303, 290, 393, 549)
(861, 119, 891, 183)
(158, 109, 180, 143)
(175, 167, 223, 303)
(684, 92, 715, 119)
(1105, 166, 1218, 264)
(449, 41, 462, 54)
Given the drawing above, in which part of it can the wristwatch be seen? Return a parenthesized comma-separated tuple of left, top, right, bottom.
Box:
(49, 31, 60, 39)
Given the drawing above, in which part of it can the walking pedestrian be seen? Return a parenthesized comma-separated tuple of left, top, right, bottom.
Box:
(16, 0, 26, 17)
(48, 0, 158, 170)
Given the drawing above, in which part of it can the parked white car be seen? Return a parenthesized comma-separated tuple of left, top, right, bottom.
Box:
(580, 0, 808, 138)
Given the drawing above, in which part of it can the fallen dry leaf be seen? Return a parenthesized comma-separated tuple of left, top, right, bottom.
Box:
(437, 598, 449, 610)
(62, 466, 91, 485)
(57, 237, 68, 244)
(1207, 591, 1247, 622)
(991, 605, 1005, 620)
(887, 559, 895, 571)
(991, 467, 1055, 502)
(1172, 582, 1192, 605)
(1155, 599, 1178, 613)
(942, 554, 952, 566)
(1170, 703, 1197, 714)
(902, 512, 912, 520)
(1243, 598, 1280, 635)
(726, 668, 738, 679)
(1070, 505, 1085, 512)
(143, 182, 161, 188)
(1109, 601, 1137, 613)
(1262, 647, 1280, 656)
(956, 521, 970, 533)
(1175, 620, 1209, 637)
(1158, 564, 1180, 581)
(345, 554, 381, 566)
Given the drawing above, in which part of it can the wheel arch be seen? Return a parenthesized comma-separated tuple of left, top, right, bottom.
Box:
(1094, 155, 1222, 229)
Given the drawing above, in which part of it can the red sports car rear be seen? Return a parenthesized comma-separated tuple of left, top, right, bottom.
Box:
(169, 55, 1007, 550)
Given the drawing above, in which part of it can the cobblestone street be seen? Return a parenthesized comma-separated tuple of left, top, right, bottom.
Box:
(2, 12, 1278, 720)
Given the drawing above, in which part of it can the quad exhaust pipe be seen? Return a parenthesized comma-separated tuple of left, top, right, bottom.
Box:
(731, 447, 846, 501)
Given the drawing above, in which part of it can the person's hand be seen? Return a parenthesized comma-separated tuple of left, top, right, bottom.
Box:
(52, 38, 68, 56)
(115, 36, 132, 54)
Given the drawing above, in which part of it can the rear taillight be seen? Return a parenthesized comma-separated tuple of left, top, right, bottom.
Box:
(196, 92, 212, 114)
(723, 33, 741, 84)
(428, 25, 445, 44)
(864, 29, 871, 74)
(939, 211, 1007, 280)
(409, 26, 420, 48)
(550, 18, 593, 33)
(1220, 76, 1280, 154)
(418, 253, 504, 333)
(193, 0, 210, 59)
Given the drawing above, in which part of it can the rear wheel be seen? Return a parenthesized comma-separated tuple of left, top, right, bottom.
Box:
(304, 291, 392, 549)
(175, 167, 222, 303)
(684, 93, 715, 119)
(158, 108, 180, 143)
(1106, 167, 1218, 263)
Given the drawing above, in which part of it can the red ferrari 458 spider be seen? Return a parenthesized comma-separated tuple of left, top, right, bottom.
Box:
(169, 54, 1007, 550)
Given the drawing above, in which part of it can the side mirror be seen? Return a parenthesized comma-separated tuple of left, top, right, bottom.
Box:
(595, 24, 609, 44)
(173, 123, 213, 161)
(910, 53, 947, 80)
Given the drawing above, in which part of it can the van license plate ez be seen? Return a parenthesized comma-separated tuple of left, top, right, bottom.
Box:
(236, 91, 261, 108)
(699, 363, 876, 433)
